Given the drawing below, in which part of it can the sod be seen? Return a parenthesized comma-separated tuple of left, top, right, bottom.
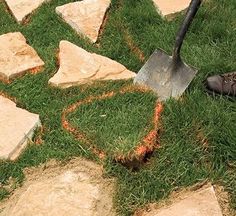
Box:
(62, 85, 161, 167)
(0, 0, 235, 215)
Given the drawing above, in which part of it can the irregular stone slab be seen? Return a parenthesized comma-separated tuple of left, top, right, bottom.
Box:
(135, 186, 223, 216)
(56, 0, 111, 43)
(0, 32, 44, 82)
(0, 158, 115, 216)
(5, 0, 48, 23)
(0, 96, 40, 160)
(49, 41, 136, 88)
(152, 0, 191, 19)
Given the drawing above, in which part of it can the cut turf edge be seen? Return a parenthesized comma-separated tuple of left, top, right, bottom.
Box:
(62, 85, 163, 169)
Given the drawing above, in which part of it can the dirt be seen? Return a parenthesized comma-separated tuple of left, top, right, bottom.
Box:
(214, 185, 236, 216)
(0, 158, 116, 216)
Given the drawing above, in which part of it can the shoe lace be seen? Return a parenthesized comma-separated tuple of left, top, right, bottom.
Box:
(221, 73, 236, 84)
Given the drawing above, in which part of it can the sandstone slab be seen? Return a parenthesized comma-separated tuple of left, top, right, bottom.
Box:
(152, 0, 191, 19)
(5, 0, 48, 23)
(0, 32, 44, 82)
(135, 186, 223, 216)
(0, 96, 40, 160)
(56, 0, 111, 43)
(48, 40, 136, 88)
(0, 158, 115, 216)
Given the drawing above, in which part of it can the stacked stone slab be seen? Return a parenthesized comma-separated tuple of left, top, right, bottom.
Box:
(56, 0, 111, 43)
(48, 41, 136, 88)
(0, 96, 40, 160)
(152, 0, 191, 19)
(0, 32, 44, 82)
(4, 0, 49, 23)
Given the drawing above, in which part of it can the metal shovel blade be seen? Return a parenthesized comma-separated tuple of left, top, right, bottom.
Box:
(134, 0, 202, 101)
(134, 49, 198, 101)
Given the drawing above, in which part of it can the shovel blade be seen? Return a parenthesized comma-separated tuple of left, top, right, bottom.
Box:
(134, 49, 198, 101)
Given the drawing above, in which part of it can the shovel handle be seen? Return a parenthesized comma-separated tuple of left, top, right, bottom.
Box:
(173, 0, 202, 63)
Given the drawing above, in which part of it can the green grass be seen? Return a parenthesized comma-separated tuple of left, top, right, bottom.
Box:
(68, 90, 157, 157)
(0, 0, 235, 215)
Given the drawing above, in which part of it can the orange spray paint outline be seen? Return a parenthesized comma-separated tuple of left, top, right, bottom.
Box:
(62, 85, 163, 164)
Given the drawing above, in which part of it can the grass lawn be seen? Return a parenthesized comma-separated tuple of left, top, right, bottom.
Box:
(65, 87, 158, 160)
(0, 0, 236, 215)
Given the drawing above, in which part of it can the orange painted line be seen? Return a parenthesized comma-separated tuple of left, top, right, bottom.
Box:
(29, 66, 44, 75)
(134, 102, 163, 158)
(123, 30, 146, 62)
(62, 85, 163, 163)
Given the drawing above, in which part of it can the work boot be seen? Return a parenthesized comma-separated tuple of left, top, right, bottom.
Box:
(206, 72, 236, 96)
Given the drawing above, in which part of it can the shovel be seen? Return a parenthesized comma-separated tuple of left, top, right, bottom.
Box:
(134, 0, 202, 101)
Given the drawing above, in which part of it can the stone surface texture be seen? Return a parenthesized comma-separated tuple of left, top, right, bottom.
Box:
(152, 0, 191, 18)
(0, 96, 40, 160)
(0, 158, 115, 216)
(136, 186, 223, 216)
(5, 0, 48, 23)
(56, 0, 111, 43)
(0, 32, 44, 82)
(49, 41, 136, 88)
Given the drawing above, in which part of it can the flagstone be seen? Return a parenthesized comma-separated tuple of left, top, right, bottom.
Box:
(152, 0, 191, 19)
(0, 158, 115, 216)
(135, 186, 223, 216)
(0, 32, 44, 82)
(48, 41, 136, 88)
(56, 0, 111, 43)
(4, 0, 48, 23)
(0, 96, 40, 160)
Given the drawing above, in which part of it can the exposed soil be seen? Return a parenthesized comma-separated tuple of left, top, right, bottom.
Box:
(96, 4, 110, 46)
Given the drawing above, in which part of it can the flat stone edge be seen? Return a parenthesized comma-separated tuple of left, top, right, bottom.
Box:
(0, 158, 116, 216)
(152, 2, 189, 21)
(5, 0, 51, 23)
(55, 5, 89, 41)
(9, 118, 41, 161)
(48, 70, 136, 89)
(0, 32, 45, 82)
(0, 96, 41, 160)
(55, 1, 111, 43)
(48, 41, 136, 89)
(133, 185, 224, 216)
(152, 0, 207, 21)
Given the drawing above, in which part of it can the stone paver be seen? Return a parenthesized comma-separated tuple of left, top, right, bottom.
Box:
(56, 0, 111, 43)
(5, 0, 48, 23)
(135, 186, 223, 216)
(0, 32, 44, 82)
(0, 158, 115, 216)
(0, 96, 40, 160)
(48, 40, 136, 88)
(152, 0, 191, 19)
